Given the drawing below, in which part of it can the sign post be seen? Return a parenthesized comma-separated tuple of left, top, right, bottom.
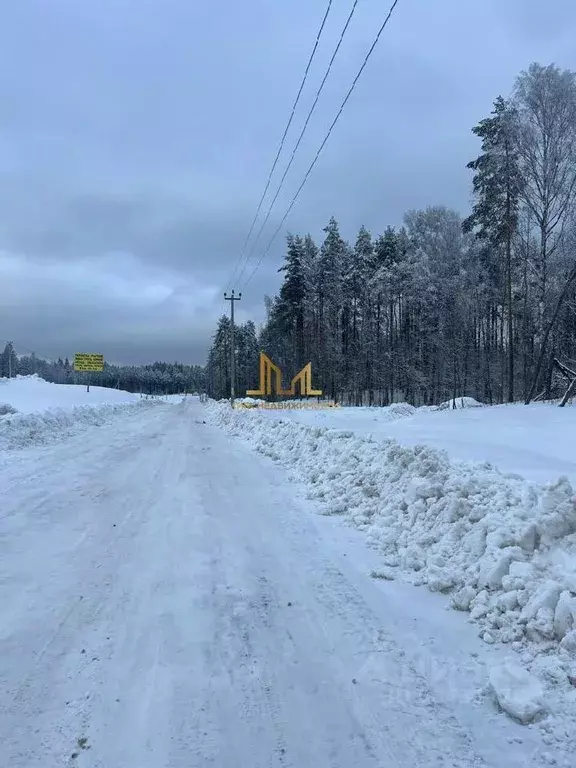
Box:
(74, 353, 104, 392)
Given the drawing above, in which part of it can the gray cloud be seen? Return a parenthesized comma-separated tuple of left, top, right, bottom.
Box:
(491, 0, 576, 42)
(2, 0, 576, 364)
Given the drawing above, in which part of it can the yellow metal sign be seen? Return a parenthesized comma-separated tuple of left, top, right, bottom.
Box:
(247, 353, 322, 397)
(74, 353, 104, 372)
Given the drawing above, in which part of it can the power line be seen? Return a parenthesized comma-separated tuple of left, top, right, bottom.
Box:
(235, 0, 360, 287)
(241, 0, 401, 291)
(224, 0, 334, 295)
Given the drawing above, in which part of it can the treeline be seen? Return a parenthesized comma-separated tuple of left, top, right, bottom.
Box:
(0, 342, 205, 395)
(207, 62, 576, 406)
(206, 321, 259, 401)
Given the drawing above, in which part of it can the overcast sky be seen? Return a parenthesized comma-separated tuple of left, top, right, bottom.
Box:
(2, 0, 576, 365)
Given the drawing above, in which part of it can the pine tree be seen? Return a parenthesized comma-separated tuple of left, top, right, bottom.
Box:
(342, 226, 372, 402)
(17, 354, 34, 377)
(373, 226, 400, 270)
(317, 217, 346, 398)
(277, 234, 306, 370)
(463, 96, 523, 401)
(206, 316, 231, 400)
(236, 320, 259, 397)
(1, 342, 18, 378)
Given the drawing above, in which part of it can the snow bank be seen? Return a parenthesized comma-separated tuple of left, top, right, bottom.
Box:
(435, 396, 484, 411)
(261, 401, 416, 429)
(0, 401, 155, 451)
(0, 374, 139, 414)
(0, 375, 153, 451)
(234, 397, 266, 408)
(207, 401, 576, 736)
(267, 401, 576, 487)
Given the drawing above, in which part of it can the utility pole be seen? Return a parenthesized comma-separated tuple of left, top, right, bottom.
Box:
(224, 290, 242, 408)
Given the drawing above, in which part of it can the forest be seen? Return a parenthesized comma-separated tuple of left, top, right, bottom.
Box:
(0, 342, 205, 396)
(206, 62, 576, 406)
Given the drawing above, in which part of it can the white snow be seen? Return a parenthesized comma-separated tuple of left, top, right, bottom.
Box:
(260, 400, 576, 487)
(208, 400, 576, 752)
(489, 662, 545, 724)
(0, 373, 138, 413)
(436, 396, 484, 410)
(1, 399, 570, 767)
(0, 375, 150, 451)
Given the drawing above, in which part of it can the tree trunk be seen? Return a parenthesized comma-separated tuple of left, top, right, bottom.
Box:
(559, 377, 576, 407)
(544, 347, 555, 401)
(506, 197, 514, 402)
(525, 260, 576, 404)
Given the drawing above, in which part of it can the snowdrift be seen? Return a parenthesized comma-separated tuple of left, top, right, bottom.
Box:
(268, 399, 576, 487)
(208, 401, 576, 736)
(435, 396, 484, 410)
(0, 375, 148, 451)
(0, 374, 138, 414)
(0, 401, 156, 451)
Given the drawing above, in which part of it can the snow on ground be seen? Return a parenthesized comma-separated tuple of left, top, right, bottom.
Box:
(260, 400, 576, 487)
(1, 400, 570, 767)
(0, 374, 139, 413)
(0, 375, 155, 451)
(208, 400, 576, 753)
(2, 378, 575, 763)
(489, 662, 546, 725)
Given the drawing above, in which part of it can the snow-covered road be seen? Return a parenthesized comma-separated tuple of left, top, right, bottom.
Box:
(0, 401, 556, 767)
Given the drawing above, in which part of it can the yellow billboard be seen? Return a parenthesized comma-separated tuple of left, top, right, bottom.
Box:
(74, 353, 104, 372)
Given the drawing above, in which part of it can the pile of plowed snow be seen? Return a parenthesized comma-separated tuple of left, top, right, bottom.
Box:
(0, 375, 146, 450)
(208, 401, 576, 740)
(260, 399, 576, 487)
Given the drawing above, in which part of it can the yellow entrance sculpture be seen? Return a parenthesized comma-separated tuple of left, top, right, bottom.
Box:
(247, 353, 322, 397)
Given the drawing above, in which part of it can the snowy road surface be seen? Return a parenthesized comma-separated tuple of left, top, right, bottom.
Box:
(0, 401, 554, 767)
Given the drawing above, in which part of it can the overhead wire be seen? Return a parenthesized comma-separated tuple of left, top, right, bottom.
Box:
(235, 0, 360, 288)
(241, 0, 401, 291)
(223, 0, 334, 296)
